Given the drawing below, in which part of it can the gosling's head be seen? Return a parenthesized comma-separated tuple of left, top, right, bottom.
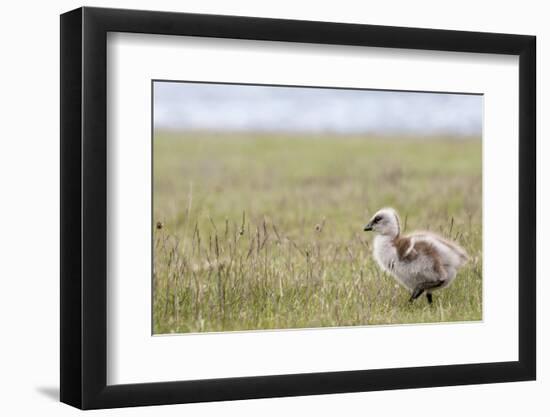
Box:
(363, 208, 401, 237)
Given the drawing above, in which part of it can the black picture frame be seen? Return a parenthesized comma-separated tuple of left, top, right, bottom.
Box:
(60, 6, 536, 410)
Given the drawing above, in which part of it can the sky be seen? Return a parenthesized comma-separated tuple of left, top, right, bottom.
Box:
(153, 81, 483, 137)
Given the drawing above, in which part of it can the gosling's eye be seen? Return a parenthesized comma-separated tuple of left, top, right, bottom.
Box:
(373, 216, 382, 223)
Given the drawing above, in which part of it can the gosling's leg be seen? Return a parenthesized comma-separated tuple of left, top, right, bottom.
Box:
(411, 280, 445, 303)
(409, 287, 425, 302)
(426, 293, 433, 304)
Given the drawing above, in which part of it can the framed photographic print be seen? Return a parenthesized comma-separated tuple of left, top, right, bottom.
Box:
(60, 6, 536, 409)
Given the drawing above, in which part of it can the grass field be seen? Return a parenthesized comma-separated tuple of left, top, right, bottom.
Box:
(153, 131, 482, 334)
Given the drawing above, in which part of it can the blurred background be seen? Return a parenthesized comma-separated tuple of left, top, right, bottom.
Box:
(153, 81, 482, 137)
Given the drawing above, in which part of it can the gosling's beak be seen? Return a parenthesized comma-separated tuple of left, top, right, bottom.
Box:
(364, 222, 373, 232)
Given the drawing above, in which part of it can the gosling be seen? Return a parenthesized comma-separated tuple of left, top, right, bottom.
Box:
(364, 208, 468, 304)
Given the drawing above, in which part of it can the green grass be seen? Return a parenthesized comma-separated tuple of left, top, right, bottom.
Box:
(153, 131, 482, 334)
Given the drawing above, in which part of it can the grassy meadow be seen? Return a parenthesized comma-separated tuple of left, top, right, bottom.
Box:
(153, 131, 482, 334)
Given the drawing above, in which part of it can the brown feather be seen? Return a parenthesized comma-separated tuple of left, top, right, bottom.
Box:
(393, 236, 445, 277)
(393, 236, 415, 261)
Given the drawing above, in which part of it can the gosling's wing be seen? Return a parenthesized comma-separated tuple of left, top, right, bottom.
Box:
(412, 232, 469, 267)
(393, 236, 443, 282)
(394, 236, 419, 261)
